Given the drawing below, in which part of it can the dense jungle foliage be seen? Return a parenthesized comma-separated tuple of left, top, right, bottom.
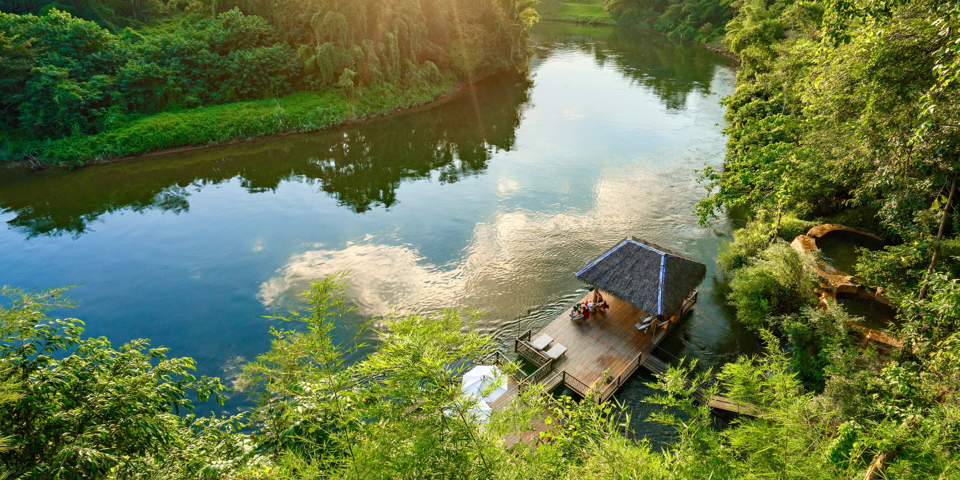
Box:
(4, 275, 959, 479)
(0, 0, 538, 164)
(604, 0, 731, 42)
(698, 0, 960, 476)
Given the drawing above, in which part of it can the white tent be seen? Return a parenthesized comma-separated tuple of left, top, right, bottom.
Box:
(461, 365, 507, 405)
(472, 400, 493, 422)
(459, 365, 507, 423)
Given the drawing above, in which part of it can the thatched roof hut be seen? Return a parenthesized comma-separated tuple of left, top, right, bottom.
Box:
(576, 237, 706, 317)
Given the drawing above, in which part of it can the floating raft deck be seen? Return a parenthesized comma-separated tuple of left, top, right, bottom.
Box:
(483, 237, 758, 448)
(489, 289, 695, 412)
(487, 290, 757, 448)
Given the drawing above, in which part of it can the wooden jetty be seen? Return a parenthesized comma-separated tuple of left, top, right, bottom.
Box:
(481, 237, 756, 447)
(510, 288, 697, 403)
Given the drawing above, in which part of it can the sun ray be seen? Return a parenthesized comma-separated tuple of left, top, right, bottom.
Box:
(448, 0, 488, 142)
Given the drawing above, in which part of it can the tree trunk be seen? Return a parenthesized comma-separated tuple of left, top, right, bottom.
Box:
(863, 449, 896, 480)
(919, 175, 957, 300)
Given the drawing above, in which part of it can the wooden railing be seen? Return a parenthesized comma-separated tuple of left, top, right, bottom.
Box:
(480, 348, 555, 389)
(516, 341, 551, 367)
(541, 371, 564, 393)
(675, 290, 698, 320)
(481, 350, 510, 367)
(524, 359, 555, 384)
(514, 330, 552, 368)
(562, 371, 592, 398)
(597, 351, 646, 403)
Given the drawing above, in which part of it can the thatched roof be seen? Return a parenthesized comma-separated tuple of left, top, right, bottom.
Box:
(576, 237, 706, 317)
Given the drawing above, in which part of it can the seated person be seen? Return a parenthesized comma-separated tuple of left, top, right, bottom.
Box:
(587, 301, 596, 312)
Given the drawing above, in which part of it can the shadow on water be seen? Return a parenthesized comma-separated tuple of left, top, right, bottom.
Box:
(815, 230, 885, 276)
(837, 294, 899, 331)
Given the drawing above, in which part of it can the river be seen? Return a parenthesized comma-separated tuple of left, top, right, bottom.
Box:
(0, 22, 758, 443)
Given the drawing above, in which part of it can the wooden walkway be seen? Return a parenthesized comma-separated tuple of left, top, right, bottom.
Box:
(638, 354, 760, 417)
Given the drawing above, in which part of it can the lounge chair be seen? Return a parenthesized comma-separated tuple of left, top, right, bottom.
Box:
(640, 315, 654, 324)
(635, 323, 650, 332)
(530, 334, 553, 350)
(544, 343, 567, 359)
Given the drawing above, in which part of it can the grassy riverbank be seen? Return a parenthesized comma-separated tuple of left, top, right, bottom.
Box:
(538, 0, 616, 25)
(1, 1, 538, 168)
(1, 78, 459, 167)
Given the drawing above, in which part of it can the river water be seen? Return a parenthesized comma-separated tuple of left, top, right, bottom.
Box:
(0, 23, 758, 441)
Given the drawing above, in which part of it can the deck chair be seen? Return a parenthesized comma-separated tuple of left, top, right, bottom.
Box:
(640, 315, 654, 324)
(530, 334, 553, 350)
(544, 343, 567, 359)
(635, 323, 651, 332)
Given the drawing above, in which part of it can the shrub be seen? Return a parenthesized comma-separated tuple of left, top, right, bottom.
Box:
(718, 220, 771, 273)
(719, 213, 817, 274)
(727, 241, 817, 330)
(0, 287, 246, 479)
(779, 305, 854, 391)
(778, 214, 817, 240)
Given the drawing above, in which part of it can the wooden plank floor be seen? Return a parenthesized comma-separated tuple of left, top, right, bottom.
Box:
(486, 291, 759, 448)
(490, 290, 687, 447)
(489, 375, 520, 411)
(537, 291, 657, 391)
(503, 410, 554, 449)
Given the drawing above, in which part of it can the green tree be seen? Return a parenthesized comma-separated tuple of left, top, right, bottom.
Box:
(237, 272, 526, 479)
(726, 241, 817, 330)
(0, 287, 246, 479)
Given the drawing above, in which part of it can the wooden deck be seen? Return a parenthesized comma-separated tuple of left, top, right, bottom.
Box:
(482, 289, 758, 447)
(514, 289, 694, 401)
(535, 291, 654, 394)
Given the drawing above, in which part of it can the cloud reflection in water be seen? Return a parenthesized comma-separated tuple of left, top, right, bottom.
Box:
(257, 159, 714, 334)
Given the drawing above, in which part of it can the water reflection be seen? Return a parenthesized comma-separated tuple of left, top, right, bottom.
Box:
(259, 158, 726, 338)
(533, 23, 721, 110)
(0, 71, 533, 237)
(0, 24, 729, 238)
(0, 23, 745, 439)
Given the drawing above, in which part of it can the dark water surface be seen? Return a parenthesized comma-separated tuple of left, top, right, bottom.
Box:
(836, 294, 899, 331)
(0, 23, 759, 440)
(816, 230, 886, 276)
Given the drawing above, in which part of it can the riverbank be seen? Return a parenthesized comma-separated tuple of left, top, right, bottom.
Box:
(537, 0, 617, 25)
(0, 76, 464, 168)
(538, 7, 737, 63)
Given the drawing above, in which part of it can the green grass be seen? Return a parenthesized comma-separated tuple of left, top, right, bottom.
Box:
(555, 3, 608, 17)
(2, 76, 459, 167)
(538, 0, 616, 25)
